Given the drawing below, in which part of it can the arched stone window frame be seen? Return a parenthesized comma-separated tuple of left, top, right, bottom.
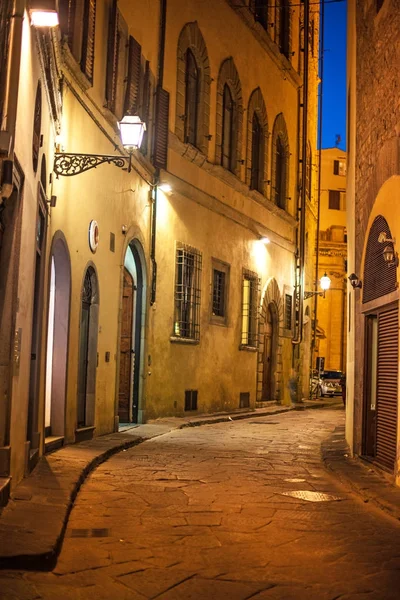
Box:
(271, 113, 290, 210)
(246, 87, 269, 195)
(175, 22, 211, 155)
(215, 58, 243, 177)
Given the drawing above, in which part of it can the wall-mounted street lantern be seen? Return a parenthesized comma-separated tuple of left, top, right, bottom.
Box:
(304, 272, 331, 300)
(348, 273, 362, 289)
(29, 0, 59, 27)
(53, 116, 146, 177)
(378, 231, 399, 267)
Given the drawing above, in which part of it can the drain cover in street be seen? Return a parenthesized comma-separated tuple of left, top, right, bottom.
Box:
(284, 478, 306, 483)
(281, 490, 343, 502)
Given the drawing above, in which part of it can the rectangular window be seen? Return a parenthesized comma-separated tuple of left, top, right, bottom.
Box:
(174, 243, 202, 341)
(241, 269, 259, 348)
(211, 259, 230, 326)
(333, 159, 347, 176)
(328, 189, 341, 210)
(185, 390, 198, 411)
(284, 293, 293, 331)
(59, 0, 97, 83)
(105, 3, 128, 119)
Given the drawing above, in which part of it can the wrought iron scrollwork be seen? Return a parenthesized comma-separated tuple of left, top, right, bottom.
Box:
(54, 153, 129, 177)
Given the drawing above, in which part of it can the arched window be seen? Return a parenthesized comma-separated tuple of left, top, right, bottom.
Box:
(271, 113, 289, 210)
(222, 84, 235, 171)
(251, 113, 264, 192)
(176, 23, 210, 155)
(184, 49, 199, 146)
(246, 88, 268, 195)
(275, 0, 291, 58)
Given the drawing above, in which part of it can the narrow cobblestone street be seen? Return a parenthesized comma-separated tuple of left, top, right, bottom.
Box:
(1, 406, 400, 599)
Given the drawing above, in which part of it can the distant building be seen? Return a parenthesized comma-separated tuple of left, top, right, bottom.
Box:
(347, 0, 400, 483)
(316, 148, 347, 373)
(0, 0, 320, 504)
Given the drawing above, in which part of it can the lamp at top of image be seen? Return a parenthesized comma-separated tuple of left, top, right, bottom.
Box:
(118, 116, 146, 150)
(29, 0, 59, 27)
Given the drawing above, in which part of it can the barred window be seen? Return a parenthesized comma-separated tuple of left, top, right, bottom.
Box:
(174, 243, 202, 341)
(211, 259, 230, 326)
(284, 294, 293, 331)
(241, 269, 259, 348)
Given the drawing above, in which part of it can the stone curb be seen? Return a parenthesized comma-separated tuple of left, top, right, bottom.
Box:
(0, 399, 338, 571)
(322, 425, 400, 523)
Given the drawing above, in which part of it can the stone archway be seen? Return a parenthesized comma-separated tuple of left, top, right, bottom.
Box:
(257, 278, 284, 402)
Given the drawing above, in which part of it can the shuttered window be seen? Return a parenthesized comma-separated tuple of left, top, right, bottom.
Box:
(221, 84, 235, 172)
(275, 0, 290, 58)
(59, 0, 96, 84)
(81, 0, 96, 82)
(250, 0, 269, 30)
(328, 190, 340, 210)
(124, 36, 142, 116)
(376, 306, 398, 471)
(153, 86, 169, 170)
(251, 113, 264, 193)
(275, 135, 287, 209)
(0, 0, 12, 125)
(363, 216, 397, 304)
(105, 4, 128, 119)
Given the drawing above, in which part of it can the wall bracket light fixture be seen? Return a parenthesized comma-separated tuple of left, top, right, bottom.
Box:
(53, 116, 146, 177)
(348, 272, 362, 289)
(378, 231, 399, 267)
(304, 272, 331, 299)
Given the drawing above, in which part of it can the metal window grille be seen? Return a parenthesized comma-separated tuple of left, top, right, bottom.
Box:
(239, 392, 250, 408)
(284, 294, 292, 330)
(212, 269, 226, 317)
(241, 269, 259, 347)
(174, 243, 202, 340)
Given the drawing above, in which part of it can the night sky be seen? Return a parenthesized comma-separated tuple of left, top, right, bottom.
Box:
(320, 0, 347, 150)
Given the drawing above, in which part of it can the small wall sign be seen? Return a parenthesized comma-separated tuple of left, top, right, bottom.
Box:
(89, 220, 99, 253)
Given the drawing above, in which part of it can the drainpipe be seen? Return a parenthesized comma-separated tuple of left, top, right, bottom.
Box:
(311, 0, 325, 370)
(0, 0, 25, 203)
(292, 0, 310, 347)
(150, 0, 167, 305)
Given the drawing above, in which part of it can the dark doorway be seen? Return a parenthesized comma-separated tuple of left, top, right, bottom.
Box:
(118, 268, 134, 422)
(262, 303, 278, 401)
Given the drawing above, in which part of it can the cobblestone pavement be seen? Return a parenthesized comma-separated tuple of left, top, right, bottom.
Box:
(1, 407, 400, 599)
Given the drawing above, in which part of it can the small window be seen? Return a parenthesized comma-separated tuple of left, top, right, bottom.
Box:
(284, 294, 293, 331)
(251, 113, 264, 193)
(185, 390, 198, 411)
(275, 0, 290, 58)
(250, 0, 269, 30)
(333, 159, 346, 176)
(184, 49, 199, 147)
(59, 0, 97, 83)
(211, 259, 230, 326)
(275, 136, 287, 209)
(241, 269, 259, 348)
(328, 190, 341, 210)
(174, 243, 202, 341)
(105, 4, 128, 119)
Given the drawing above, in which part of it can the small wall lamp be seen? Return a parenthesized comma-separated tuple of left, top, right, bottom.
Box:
(29, 0, 59, 27)
(348, 273, 362, 289)
(378, 231, 399, 267)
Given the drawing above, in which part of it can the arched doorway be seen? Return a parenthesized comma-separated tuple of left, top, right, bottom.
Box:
(119, 240, 146, 424)
(262, 302, 278, 401)
(77, 265, 99, 431)
(45, 234, 71, 449)
(257, 278, 283, 403)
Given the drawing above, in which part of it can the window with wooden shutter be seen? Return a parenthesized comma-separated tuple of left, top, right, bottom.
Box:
(0, 0, 12, 125)
(275, 135, 287, 209)
(105, 0, 118, 112)
(124, 36, 142, 116)
(81, 0, 96, 82)
(328, 190, 340, 210)
(153, 86, 169, 170)
(221, 84, 235, 172)
(275, 0, 290, 58)
(139, 61, 151, 155)
(251, 113, 263, 193)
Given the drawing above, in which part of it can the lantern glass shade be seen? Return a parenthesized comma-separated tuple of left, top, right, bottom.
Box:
(30, 0, 59, 27)
(320, 273, 331, 291)
(118, 116, 146, 149)
(383, 245, 394, 263)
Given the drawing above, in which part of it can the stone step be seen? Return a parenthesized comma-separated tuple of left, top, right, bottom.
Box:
(0, 477, 11, 507)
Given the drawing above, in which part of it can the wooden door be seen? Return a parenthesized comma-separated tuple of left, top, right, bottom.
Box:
(262, 307, 273, 401)
(363, 314, 377, 457)
(118, 268, 134, 422)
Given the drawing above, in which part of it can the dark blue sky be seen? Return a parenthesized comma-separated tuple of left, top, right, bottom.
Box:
(320, 0, 347, 150)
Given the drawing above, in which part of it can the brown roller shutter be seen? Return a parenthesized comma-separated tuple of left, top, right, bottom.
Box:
(153, 86, 169, 170)
(124, 36, 142, 116)
(376, 305, 398, 471)
(363, 216, 397, 304)
(105, 0, 118, 111)
(81, 0, 96, 83)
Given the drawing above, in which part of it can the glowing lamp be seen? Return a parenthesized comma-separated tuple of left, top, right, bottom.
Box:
(320, 272, 331, 291)
(30, 0, 59, 27)
(118, 116, 146, 150)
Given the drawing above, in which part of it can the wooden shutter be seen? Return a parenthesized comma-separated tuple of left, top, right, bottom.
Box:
(81, 0, 96, 82)
(376, 305, 398, 471)
(105, 0, 118, 111)
(153, 86, 169, 170)
(363, 216, 397, 304)
(333, 160, 339, 175)
(124, 35, 142, 115)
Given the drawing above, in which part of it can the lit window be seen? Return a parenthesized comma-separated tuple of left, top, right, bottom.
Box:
(174, 243, 202, 340)
(241, 269, 259, 348)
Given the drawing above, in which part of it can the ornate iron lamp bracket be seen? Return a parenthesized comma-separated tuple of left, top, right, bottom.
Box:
(54, 152, 131, 177)
(304, 290, 324, 300)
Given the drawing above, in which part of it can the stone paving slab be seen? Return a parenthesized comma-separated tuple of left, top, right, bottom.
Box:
(0, 399, 340, 570)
